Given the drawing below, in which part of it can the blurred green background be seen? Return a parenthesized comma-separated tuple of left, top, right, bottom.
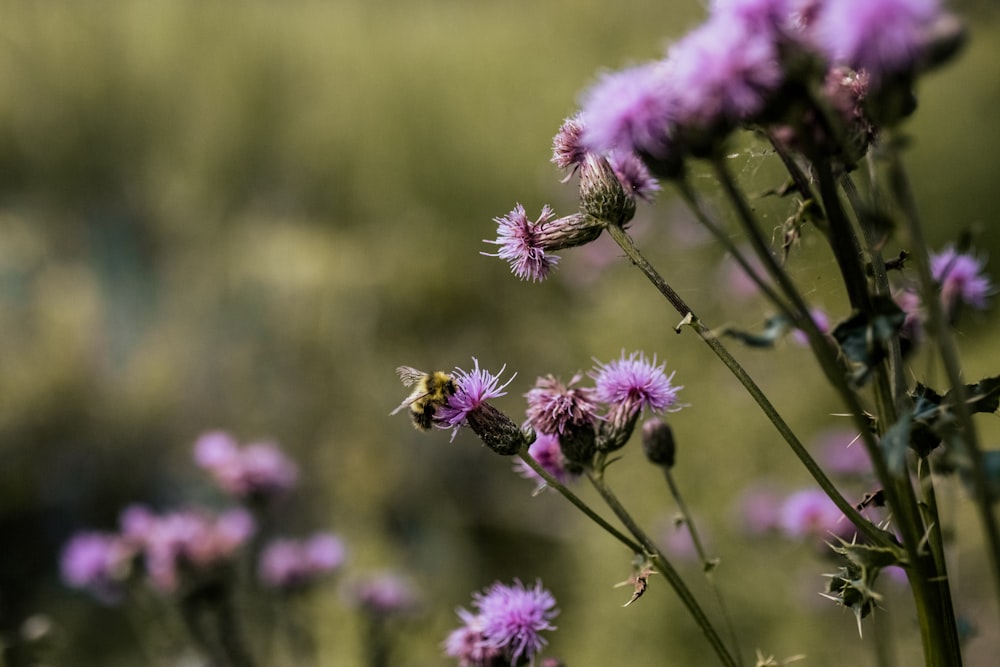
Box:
(1, 1, 999, 665)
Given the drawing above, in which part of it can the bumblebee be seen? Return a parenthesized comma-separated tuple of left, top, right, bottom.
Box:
(391, 366, 456, 430)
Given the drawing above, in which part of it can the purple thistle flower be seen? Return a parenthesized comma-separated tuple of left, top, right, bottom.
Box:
(810, 0, 948, 83)
(473, 579, 558, 666)
(60, 532, 134, 603)
(814, 428, 871, 477)
(894, 287, 925, 344)
(930, 245, 991, 315)
(514, 432, 580, 493)
(524, 374, 599, 436)
(119, 505, 256, 593)
(668, 15, 785, 133)
(733, 484, 784, 536)
(779, 488, 854, 543)
(443, 608, 502, 667)
(551, 114, 588, 174)
(710, 0, 794, 27)
(193, 431, 299, 501)
(258, 533, 346, 590)
(591, 351, 682, 416)
(579, 61, 677, 159)
(346, 572, 421, 617)
(608, 151, 661, 202)
(791, 308, 831, 346)
(437, 358, 516, 440)
(484, 204, 560, 282)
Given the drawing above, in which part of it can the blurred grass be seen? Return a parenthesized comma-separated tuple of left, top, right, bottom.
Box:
(0, 1, 999, 665)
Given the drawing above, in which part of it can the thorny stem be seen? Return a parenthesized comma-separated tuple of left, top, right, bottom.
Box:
(776, 151, 960, 666)
(708, 158, 927, 576)
(515, 445, 643, 555)
(586, 467, 741, 667)
(604, 222, 889, 548)
(886, 144, 1000, 614)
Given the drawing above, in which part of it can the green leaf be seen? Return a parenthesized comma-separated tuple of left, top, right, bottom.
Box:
(832, 539, 906, 570)
(946, 375, 1000, 415)
(831, 296, 905, 386)
(721, 315, 792, 349)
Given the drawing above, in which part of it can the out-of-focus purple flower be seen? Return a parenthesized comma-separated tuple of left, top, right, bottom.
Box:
(347, 572, 421, 617)
(524, 374, 599, 436)
(514, 432, 579, 492)
(608, 151, 661, 202)
(443, 608, 502, 667)
(661, 518, 707, 562)
(894, 287, 925, 346)
(779, 489, 853, 542)
(733, 484, 784, 536)
(579, 61, 677, 159)
(484, 204, 560, 282)
(193, 430, 240, 469)
(930, 245, 991, 316)
(710, 0, 794, 28)
(791, 308, 831, 346)
(119, 505, 256, 593)
(259, 533, 346, 590)
(716, 247, 772, 302)
(810, 0, 949, 83)
(436, 358, 516, 439)
(194, 431, 299, 501)
(814, 428, 871, 476)
(471, 579, 558, 666)
(60, 532, 134, 603)
(591, 351, 682, 417)
(668, 15, 785, 134)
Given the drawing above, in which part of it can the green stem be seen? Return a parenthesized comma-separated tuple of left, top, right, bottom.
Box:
(885, 143, 1000, 612)
(674, 178, 793, 315)
(515, 445, 643, 555)
(604, 222, 888, 547)
(586, 468, 741, 667)
(710, 157, 919, 564)
(663, 467, 743, 660)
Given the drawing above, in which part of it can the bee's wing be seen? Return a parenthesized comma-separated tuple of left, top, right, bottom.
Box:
(396, 366, 426, 387)
(390, 387, 429, 415)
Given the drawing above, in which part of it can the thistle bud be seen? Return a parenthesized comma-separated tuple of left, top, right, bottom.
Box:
(465, 402, 525, 456)
(579, 153, 636, 226)
(641, 418, 676, 468)
(533, 212, 605, 252)
(596, 404, 640, 453)
(557, 422, 597, 467)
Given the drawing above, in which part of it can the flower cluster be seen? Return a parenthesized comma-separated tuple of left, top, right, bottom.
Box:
(258, 533, 347, 591)
(444, 579, 559, 667)
(61, 434, 347, 605)
(580, 0, 961, 162)
(61, 505, 256, 597)
(485, 0, 965, 283)
(120, 505, 257, 593)
(59, 532, 135, 604)
(194, 430, 299, 501)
